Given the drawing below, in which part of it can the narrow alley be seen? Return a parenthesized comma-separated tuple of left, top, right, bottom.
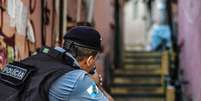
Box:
(0, 0, 201, 101)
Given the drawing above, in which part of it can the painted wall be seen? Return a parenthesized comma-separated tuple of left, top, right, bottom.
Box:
(178, 0, 201, 101)
(94, 0, 114, 57)
(0, 0, 115, 87)
(94, 0, 115, 86)
(123, 0, 146, 50)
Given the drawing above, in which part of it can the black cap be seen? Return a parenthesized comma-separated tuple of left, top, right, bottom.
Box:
(64, 26, 102, 51)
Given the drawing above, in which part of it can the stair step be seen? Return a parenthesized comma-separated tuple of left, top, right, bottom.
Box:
(114, 69, 161, 75)
(124, 55, 161, 60)
(124, 61, 161, 65)
(124, 58, 161, 65)
(112, 83, 162, 88)
(124, 58, 161, 63)
(112, 93, 165, 98)
(124, 51, 162, 57)
(114, 77, 161, 84)
(113, 75, 162, 84)
(124, 64, 161, 70)
(114, 74, 161, 78)
(124, 50, 162, 54)
(111, 86, 164, 94)
(114, 97, 164, 101)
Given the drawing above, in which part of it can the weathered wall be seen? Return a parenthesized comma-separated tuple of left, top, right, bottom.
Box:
(94, 0, 115, 84)
(178, 0, 201, 100)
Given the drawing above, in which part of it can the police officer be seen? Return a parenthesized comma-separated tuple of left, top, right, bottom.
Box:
(0, 26, 112, 101)
(49, 26, 113, 101)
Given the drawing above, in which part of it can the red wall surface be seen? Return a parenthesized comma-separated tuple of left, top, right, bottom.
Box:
(178, 0, 201, 100)
(67, 0, 116, 83)
(94, 0, 115, 80)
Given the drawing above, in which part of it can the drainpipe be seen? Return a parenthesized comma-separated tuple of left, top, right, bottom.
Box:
(85, 0, 95, 23)
(76, 0, 82, 23)
(114, 0, 122, 69)
(167, 0, 181, 101)
(62, 0, 67, 37)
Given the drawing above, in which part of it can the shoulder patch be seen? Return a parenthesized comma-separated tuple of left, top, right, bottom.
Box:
(0, 62, 35, 86)
(87, 82, 99, 97)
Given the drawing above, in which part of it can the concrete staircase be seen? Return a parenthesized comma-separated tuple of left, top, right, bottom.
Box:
(111, 50, 170, 101)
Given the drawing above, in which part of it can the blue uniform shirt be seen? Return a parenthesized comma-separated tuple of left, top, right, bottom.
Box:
(48, 47, 108, 101)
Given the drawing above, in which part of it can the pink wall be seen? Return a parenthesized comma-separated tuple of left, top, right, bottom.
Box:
(94, 0, 115, 78)
(178, 0, 201, 100)
(67, 0, 86, 22)
(66, 0, 115, 83)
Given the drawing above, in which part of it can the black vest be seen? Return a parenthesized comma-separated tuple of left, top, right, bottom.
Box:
(0, 47, 79, 101)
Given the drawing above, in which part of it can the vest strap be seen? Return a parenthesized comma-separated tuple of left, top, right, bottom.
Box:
(39, 47, 80, 69)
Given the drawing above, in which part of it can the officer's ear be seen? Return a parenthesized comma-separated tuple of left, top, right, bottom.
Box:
(86, 55, 95, 66)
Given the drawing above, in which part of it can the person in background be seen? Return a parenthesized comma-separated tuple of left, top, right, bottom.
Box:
(148, 0, 172, 51)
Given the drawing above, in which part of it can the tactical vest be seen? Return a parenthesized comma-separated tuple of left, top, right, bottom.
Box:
(0, 47, 79, 101)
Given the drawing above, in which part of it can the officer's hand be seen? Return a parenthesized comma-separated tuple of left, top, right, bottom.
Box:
(90, 72, 103, 87)
(91, 72, 114, 101)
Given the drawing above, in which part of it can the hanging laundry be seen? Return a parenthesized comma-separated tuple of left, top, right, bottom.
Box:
(0, 34, 7, 69)
(16, 0, 28, 36)
(7, 0, 16, 27)
(27, 20, 35, 43)
(0, 31, 15, 63)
